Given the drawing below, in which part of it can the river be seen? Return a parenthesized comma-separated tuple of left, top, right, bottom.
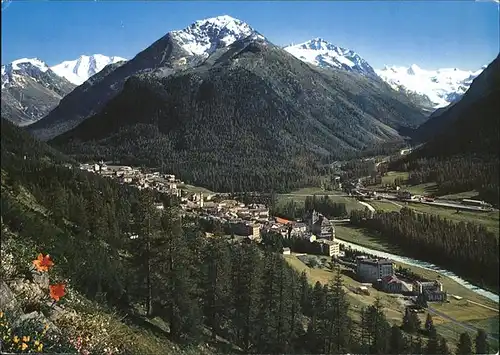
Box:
(335, 238, 499, 304)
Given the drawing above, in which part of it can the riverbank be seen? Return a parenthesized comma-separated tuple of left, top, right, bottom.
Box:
(335, 225, 499, 304)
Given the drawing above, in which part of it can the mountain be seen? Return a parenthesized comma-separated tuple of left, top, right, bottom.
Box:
(284, 38, 376, 76)
(50, 54, 127, 85)
(1, 58, 76, 126)
(389, 55, 499, 206)
(50, 31, 427, 193)
(376, 64, 485, 109)
(28, 15, 262, 140)
(413, 54, 500, 154)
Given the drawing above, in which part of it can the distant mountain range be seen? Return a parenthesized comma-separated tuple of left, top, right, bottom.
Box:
(376, 64, 485, 109)
(50, 54, 127, 85)
(1, 55, 126, 126)
(2, 14, 488, 131)
(283, 38, 377, 77)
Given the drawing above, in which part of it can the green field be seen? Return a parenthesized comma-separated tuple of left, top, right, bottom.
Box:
(369, 200, 402, 212)
(335, 225, 404, 254)
(277, 189, 363, 213)
(381, 171, 409, 185)
(179, 184, 215, 195)
(406, 202, 499, 236)
(405, 182, 438, 195)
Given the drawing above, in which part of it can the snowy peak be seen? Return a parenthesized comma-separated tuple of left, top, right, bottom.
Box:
(2, 58, 51, 89)
(11, 58, 49, 72)
(50, 54, 127, 85)
(284, 38, 376, 76)
(169, 15, 259, 57)
(376, 65, 485, 108)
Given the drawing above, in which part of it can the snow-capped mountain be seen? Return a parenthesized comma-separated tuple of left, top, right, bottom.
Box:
(284, 38, 376, 76)
(376, 64, 486, 108)
(1, 58, 76, 126)
(170, 15, 260, 58)
(50, 54, 127, 85)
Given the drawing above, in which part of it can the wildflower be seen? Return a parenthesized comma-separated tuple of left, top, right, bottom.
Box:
(32, 253, 54, 272)
(21, 342, 28, 350)
(49, 283, 66, 301)
(0, 311, 3, 318)
(34, 340, 40, 346)
(22, 335, 30, 342)
(37, 343, 43, 351)
(13, 335, 20, 343)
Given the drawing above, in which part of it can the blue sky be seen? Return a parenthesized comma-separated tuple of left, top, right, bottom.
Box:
(1, 1, 499, 70)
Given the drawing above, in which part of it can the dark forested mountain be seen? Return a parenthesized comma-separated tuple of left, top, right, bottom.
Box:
(51, 34, 426, 192)
(1, 59, 76, 126)
(414, 54, 500, 143)
(27, 16, 260, 140)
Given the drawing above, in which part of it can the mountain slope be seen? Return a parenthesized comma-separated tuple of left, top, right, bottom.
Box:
(50, 54, 127, 85)
(376, 64, 485, 109)
(389, 55, 499, 205)
(414, 55, 499, 143)
(28, 15, 262, 140)
(284, 38, 376, 76)
(1, 59, 76, 126)
(51, 36, 426, 192)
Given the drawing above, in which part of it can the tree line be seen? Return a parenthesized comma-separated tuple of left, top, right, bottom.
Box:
(350, 208, 499, 292)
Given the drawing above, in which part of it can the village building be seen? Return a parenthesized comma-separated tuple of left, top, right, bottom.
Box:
(414, 280, 447, 302)
(356, 256, 394, 283)
(310, 210, 335, 240)
(315, 238, 340, 257)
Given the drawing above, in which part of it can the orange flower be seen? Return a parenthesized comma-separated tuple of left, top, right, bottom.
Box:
(49, 283, 66, 302)
(32, 253, 54, 272)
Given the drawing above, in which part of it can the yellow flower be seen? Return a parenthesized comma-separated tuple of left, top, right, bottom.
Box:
(37, 343, 43, 351)
(0, 311, 4, 318)
(13, 335, 20, 343)
(34, 340, 40, 346)
(23, 335, 30, 342)
(21, 342, 28, 350)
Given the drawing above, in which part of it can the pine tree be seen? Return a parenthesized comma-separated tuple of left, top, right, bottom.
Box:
(456, 332, 473, 355)
(201, 236, 231, 341)
(231, 244, 261, 351)
(153, 208, 202, 342)
(402, 307, 421, 333)
(437, 336, 450, 355)
(324, 267, 351, 353)
(412, 334, 424, 355)
(366, 297, 390, 354)
(475, 329, 489, 355)
(426, 327, 439, 354)
(389, 324, 407, 354)
(132, 190, 158, 316)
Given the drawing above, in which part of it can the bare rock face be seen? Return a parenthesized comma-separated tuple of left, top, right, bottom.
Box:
(0, 281, 21, 317)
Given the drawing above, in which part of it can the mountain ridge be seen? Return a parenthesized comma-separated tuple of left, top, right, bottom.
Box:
(50, 34, 427, 192)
